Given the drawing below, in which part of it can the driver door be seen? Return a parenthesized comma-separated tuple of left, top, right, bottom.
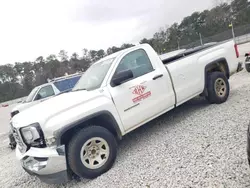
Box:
(108, 49, 175, 133)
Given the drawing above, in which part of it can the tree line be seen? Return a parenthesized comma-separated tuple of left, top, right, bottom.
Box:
(0, 0, 249, 103)
(0, 44, 134, 103)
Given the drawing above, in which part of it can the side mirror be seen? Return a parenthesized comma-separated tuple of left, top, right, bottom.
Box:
(112, 69, 133, 86)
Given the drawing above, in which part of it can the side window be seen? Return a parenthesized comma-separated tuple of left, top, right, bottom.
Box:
(115, 49, 154, 79)
(35, 85, 55, 100)
(54, 76, 81, 92)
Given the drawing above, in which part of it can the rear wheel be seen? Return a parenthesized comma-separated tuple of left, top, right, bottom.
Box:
(67, 126, 117, 179)
(206, 71, 230, 104)
(245, 64, 250, 72)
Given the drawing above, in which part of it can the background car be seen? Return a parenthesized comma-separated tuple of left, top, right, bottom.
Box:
(10, 73, 83, 117)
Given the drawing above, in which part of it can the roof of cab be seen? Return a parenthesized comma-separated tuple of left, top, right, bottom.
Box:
(93, 44, 150, 64)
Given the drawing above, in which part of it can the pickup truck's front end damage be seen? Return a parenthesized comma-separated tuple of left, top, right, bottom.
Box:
(11, 120, 70, 184)
(16, 145, 70, 184)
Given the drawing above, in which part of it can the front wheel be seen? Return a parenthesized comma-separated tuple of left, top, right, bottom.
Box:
(8, 132, 16, 150)
(245, 63, 250, 72)
(206, 71, 230, 104)
(67, 126, 117, 179)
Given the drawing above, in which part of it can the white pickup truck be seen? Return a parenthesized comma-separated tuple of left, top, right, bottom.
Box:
(10, 40, 242, 184)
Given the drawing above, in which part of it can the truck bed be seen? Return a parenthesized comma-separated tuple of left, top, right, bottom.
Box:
(161, 43, 218, 65)
(161, 39, 238, 107)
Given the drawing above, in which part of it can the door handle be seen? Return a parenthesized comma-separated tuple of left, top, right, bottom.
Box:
(153, 74, 163, 80)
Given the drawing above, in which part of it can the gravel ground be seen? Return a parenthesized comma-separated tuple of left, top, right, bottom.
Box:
(1, 69, 250, 188)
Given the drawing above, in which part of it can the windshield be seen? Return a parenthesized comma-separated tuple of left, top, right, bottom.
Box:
(72, 58, 114, 91)
(24, 86, 39, 102)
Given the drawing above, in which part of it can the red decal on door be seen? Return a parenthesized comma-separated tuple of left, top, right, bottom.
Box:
(132, 85, 151, 103)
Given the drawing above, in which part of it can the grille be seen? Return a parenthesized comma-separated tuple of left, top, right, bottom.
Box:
(10, 123, 27, 153)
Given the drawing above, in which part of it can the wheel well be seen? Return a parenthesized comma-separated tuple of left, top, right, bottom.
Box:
(201, 58, 229, 97)
(205, 58, 229, 79)
(59, 113, 122, 146)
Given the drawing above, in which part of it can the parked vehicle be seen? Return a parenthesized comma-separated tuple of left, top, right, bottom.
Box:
(8, 73, 82, 149)
(10, 73, 82, 118)
(10, 40, 242, 184)
(245, 53, 250, 72)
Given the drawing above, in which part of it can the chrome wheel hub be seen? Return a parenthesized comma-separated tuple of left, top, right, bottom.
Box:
(80, 137, 110, 169)
(214, 78, 226, 97)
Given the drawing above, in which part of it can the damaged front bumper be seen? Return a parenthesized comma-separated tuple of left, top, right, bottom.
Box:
(16, 145, 71, 184)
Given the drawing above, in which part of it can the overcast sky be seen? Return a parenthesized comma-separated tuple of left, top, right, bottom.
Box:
(0, 0, 214, 65)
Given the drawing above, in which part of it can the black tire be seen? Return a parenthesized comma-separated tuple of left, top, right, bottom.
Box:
(8, 132, 16, 150)
(206, 71, 230, 104)
(67, 126, 117, 179)
(245, 64, 250, 73)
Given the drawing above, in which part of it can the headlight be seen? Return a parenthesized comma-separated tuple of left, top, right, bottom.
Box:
(20, 123, 46, 148)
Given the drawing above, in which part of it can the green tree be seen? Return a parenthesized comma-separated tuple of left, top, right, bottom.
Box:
(58, 50, 68, 62)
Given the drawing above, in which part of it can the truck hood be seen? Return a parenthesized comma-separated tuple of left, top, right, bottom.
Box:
(12, 101, 38, 113)
(11, 90, 99, 128)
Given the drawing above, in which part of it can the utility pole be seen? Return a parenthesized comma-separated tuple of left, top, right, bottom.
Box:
(229, 22, 235, 42)
(177, 39, 180, 50)
(197, 21, 204, 46)
(199, 33, 203, 46)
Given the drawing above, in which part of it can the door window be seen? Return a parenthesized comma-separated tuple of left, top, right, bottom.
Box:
(35, 85, 55, 100)
(114, 49, 154, 80)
